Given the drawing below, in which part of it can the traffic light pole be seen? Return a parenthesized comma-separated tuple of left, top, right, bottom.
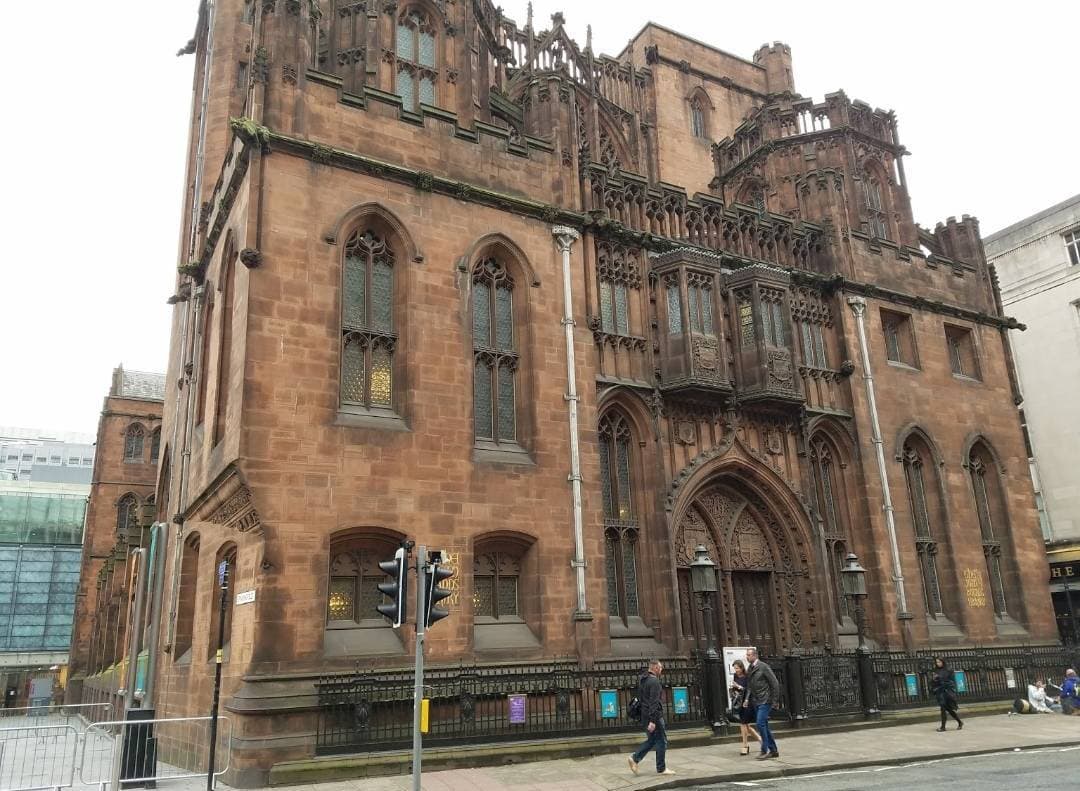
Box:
(412, 545, 427, 791)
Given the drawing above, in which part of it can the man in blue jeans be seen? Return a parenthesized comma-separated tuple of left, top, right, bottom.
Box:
(628, 659, 676, 776)
(744, 648, 780, 759)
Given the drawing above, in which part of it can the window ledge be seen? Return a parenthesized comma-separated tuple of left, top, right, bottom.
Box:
(334, 410, 409, 432)
(473, 621, 540, 652)
(951, 373, 983, 384)
(323, 625, 406, 657)
(472, 442, 534, 467)
(609, 616, 654, 639)
(885, 360, 921, 373)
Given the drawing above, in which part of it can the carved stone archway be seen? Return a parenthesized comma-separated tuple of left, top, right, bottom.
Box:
(674, 480, 810, 655)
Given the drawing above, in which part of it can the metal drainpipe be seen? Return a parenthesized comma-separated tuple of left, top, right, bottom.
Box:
(553, 226, 588, 616)
(163, 0, 216, 651)
(846, 296, 909, 616)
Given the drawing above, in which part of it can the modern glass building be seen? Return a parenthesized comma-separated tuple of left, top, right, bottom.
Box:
(0, 483, 87, 654)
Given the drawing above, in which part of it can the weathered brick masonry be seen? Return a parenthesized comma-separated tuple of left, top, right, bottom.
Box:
(141, 1, 1057, 782)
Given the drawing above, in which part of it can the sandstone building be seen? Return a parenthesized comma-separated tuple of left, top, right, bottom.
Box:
(67, 367, 165, 705)
(145, 1, 1055, 780)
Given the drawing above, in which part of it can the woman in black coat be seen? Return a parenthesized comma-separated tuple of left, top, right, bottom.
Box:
(930, 657, 963, 731)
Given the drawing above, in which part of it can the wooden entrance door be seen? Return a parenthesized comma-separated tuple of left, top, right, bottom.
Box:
(730, 571, 776, 655)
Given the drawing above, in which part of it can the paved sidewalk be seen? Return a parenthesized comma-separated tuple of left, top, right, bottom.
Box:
(272, 713, 1080, 791)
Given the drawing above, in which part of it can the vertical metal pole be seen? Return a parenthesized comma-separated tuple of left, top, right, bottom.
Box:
(207, 561, 229, 791)
(111, 549, 147, 791)
(412, 546, 427, 791)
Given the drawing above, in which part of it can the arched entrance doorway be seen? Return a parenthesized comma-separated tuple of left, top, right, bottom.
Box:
(674, 480, 810, 655)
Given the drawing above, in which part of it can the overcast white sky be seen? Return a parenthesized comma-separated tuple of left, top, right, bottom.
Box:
(1, 1, 1076, 436)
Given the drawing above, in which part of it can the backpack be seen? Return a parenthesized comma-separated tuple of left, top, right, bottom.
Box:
(627, 675, 646, 722)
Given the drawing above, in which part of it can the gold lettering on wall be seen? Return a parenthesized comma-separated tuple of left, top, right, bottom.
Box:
(963, 568, 986, 608)
(441, 550, 462, 608)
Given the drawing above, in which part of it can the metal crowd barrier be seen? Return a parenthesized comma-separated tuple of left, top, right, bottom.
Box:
(80, 715, 232, 789)
(0, 723, 81, 791)
(0, 704, 111, 724)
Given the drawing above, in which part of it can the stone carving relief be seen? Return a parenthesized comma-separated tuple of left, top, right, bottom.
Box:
(208, 487, 263, 534)
(730, 512, 772, 570)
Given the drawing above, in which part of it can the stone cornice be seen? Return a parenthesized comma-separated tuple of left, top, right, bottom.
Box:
(215, 122, 1022, 333)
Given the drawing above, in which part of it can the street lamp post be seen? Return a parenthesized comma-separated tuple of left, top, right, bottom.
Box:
(840, 553, 880, 717)
(690, 545, 726, 734)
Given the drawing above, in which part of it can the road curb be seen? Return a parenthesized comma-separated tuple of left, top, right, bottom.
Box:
(645, 738, 1080, 789)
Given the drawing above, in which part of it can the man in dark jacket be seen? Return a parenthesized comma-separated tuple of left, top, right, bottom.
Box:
(627, 660, 675, 776)
(745, 648, 780, 759)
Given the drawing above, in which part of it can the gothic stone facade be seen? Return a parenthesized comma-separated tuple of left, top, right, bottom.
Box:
(68, 368, 164, 703)
(152, 1, 1056, 782)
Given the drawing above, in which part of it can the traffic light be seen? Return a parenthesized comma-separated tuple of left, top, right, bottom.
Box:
(424, 550, 455, 629)
(376, 546, 408, 627)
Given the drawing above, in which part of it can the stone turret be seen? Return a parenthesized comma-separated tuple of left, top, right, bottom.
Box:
(934, 215, 985, 266)
(753, 41, 795, 95)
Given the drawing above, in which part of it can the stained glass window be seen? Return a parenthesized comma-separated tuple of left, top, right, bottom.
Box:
(667, 283, 682, 334)
(395, 12, 437, 110)
(770, 301, 785, 345)
(599, 413, 641, 625)
(701, 287, 714, 334)
(599, 280, 614, 333)
(340, 229, 396, 410)
(738, 298, 754, 347)
(614, 283, 629, 335)
(328, 577, 355, 621)
(327, 545, 398, 625)
(473, 259, 517, 445)
(760, 299, 773, 346)
(688, 285, 700, 331)
(903, 443, 945, 617)
(473, 551, 521, 619)
(419, 75, 435, 107)
(801, 323, 814, 364)
(813, 323, 826, 367)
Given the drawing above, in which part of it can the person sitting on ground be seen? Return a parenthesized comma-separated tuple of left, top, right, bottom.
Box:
(1027, 678, 1060, 713)
(1060, 669, 1079, 714)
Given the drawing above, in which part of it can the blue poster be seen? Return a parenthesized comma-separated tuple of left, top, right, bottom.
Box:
(954, 670, 967, 694)
(672, 686, 689, 715)
(599, 689, 618, 719)
(904, 673, 918, 697)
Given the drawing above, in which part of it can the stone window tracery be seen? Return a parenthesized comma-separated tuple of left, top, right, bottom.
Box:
(902, 442, 945, 618)
(395, 9, 437, 111)
(472, 258, 518, 444)
(599, 413, 640, 624)
(665, 276, 683, 335)
(123, 425, 145, 463)
(327, 546, 391, 624)
(968, 444, 1011, 618)
(759, 288, 787, 347)
(340, 229, 396, 411)
(116, 493, 140, 533)
(473, 551, 521, 619)
(810, 438, 849, 622)
(149, 427, 161, 464)
(863, 174, 889, 240)
(597, 244, 640, 337)
(686, 273, 715, 335)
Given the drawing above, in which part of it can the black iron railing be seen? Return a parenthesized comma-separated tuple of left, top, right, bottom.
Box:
(316, 657, 707, 754)
(315, 645, 1080, 755)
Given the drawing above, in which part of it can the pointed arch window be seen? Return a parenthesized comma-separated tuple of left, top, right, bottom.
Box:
(599, 413, 640, 624)
(213, 250, 236, 445)
(341, 229, 396, 411)
(810, 438, 848, 622)
(863, 174, 889, 240)
(173, 534, 200, 662)
(149, 427, 161, 464)
(116, 493, 140, 533)
(902, 442, 945, 618)
(472, 258, 517, 444)
(597, 243, 639, 337)
(395, 9, 437, 110)
(327, 547, 391, 624)
(123, 425, 145, 462)
(968, 446, 1010, 617)
(207, 544, 237, 660)
(690, 96, 707, 138)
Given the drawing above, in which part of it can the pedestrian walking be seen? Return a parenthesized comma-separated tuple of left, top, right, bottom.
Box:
(930, 657, 964, 731)
(745, 648, 780, 759)
(729, 659, 760, 755)
(627, 659, 676, 777)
